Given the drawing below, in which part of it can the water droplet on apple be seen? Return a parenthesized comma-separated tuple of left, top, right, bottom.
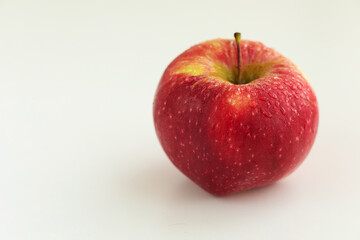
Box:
(259, 96, 268, 101)
(261, 108, 272, 118)
(280, 106, 286, 115)
(268, 91, 278, 99)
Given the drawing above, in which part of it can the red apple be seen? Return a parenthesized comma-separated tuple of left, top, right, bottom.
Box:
(153, 33, 319, 196)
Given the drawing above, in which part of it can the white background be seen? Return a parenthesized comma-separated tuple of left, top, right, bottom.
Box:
(1, 0, 359, 239)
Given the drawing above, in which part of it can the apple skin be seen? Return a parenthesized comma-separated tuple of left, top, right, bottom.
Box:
(153, 38, 318, 196)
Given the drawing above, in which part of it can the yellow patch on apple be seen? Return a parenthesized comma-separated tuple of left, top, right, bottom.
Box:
(175, 62, 205, 76)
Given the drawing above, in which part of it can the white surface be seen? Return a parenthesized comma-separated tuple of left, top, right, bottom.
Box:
(1, 0, 360, 239)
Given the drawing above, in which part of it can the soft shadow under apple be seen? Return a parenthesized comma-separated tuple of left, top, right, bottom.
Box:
(126, 156, 287, 204)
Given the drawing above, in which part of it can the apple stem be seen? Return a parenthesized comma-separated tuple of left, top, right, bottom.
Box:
(234, 32, 242, 84)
